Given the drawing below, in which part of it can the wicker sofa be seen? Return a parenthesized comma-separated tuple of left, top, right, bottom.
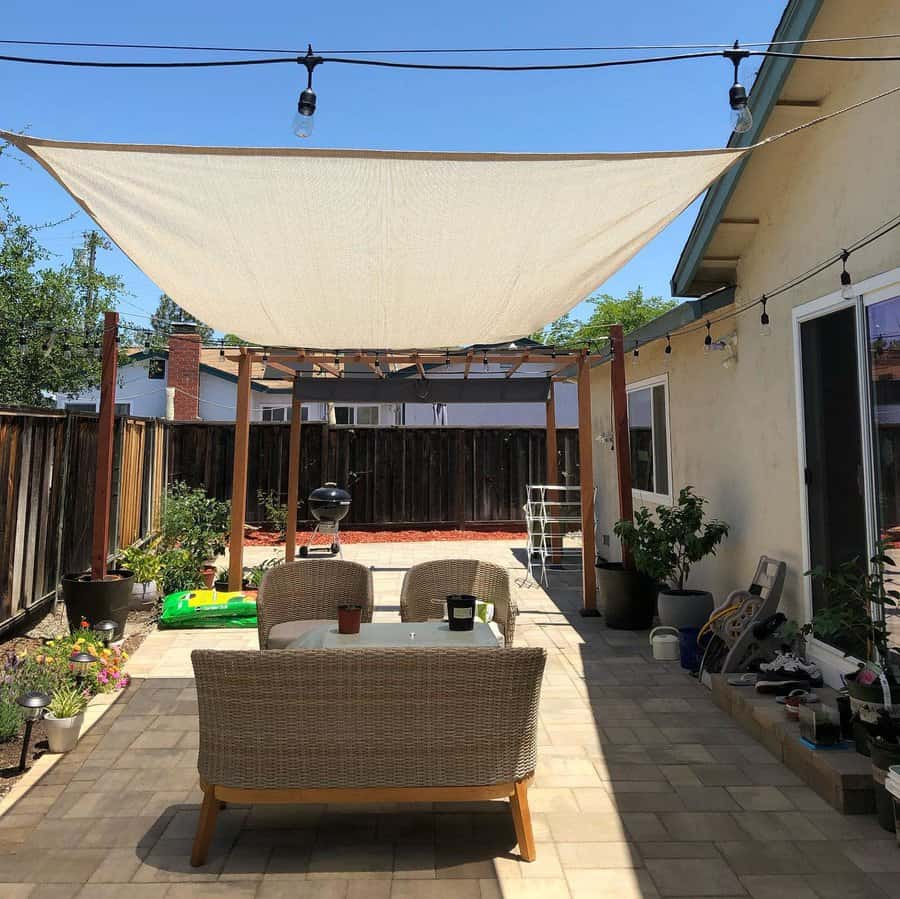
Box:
(256, 559, 374, 649)
(400, 559, 517, 646)
(190, 646, 546, 866)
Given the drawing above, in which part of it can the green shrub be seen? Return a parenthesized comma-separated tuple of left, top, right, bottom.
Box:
(0, 690, 21, 743)
(117, 542, 161, 585)
(256, 489, 288, 538)
(158, 548, 204, 596)
(161, 482, 231, 564)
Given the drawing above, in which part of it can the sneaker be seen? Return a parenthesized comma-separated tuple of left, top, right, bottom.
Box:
(757, 652, 823, 691)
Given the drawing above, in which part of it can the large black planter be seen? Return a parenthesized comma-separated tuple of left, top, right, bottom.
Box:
(62, 569, 134, 641)
(870, 739, 900, 832)
(596, 562, 657, 630)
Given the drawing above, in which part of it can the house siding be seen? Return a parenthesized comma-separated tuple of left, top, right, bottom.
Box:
(591, 0, 900, 625)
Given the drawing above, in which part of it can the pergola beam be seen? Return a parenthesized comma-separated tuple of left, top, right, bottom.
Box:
(576, 350, 598, 616)
(505, 353, 529, 378)
(228, 350, 252, 591)
(284, 384, 302, 562)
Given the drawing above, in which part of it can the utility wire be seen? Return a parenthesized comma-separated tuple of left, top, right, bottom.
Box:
(2, 48, 900, 71)
(1, 33, 900, 55)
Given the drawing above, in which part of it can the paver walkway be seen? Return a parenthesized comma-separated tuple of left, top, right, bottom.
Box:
(1, 539, 898, 898)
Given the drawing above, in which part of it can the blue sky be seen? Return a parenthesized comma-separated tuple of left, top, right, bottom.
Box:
(1, 0, 785, 333)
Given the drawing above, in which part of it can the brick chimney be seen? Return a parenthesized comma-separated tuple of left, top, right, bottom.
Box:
(167, 322, 201, 420)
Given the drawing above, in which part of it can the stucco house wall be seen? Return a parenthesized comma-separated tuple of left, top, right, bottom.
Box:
(591, 0, 900, 628)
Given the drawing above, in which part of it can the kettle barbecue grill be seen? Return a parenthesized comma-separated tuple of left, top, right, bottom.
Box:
(299, 482, 351, 557)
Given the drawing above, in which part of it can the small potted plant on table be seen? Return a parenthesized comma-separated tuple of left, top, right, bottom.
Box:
(615, 486, 729, 629)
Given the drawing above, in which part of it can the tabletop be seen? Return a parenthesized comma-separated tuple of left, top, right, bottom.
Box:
(286, 620, 503, 650)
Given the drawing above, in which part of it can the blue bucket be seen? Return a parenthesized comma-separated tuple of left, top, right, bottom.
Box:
(678, 627, 702, 670)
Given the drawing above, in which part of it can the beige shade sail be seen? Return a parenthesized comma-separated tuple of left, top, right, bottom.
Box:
(3, 131, 745, 349)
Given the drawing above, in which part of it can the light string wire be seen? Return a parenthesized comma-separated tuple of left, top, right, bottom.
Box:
(1, 33, 900, 55)
(2, 48, 900, 71)
(601, 212, 900, 361)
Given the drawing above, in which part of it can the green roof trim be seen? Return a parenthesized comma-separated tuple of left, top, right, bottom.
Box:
(670, 0, 822, 297)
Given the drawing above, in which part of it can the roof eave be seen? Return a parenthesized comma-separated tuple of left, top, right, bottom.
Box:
(669, 0, 823, 298)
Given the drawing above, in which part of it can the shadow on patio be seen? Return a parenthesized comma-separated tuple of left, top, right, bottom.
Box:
(0, 538, 898, 897)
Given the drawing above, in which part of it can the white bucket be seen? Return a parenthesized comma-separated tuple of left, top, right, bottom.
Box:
(649, 626, 681, 661)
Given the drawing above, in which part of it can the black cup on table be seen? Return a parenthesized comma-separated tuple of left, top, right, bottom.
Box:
(446, 594, 476, 631)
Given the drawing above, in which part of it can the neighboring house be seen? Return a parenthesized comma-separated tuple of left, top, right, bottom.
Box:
(56, 326, 577, 426)
(590, 0, 900, 686)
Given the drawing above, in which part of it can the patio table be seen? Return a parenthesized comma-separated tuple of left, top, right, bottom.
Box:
(286, 620, 503, 649)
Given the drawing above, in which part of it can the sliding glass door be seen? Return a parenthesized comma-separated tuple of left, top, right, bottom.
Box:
(866, 293, 900, 654)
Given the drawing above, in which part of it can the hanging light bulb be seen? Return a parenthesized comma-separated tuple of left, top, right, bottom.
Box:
(333, 351, 340, 367)
(704, 321, 713, 352)
(483, 352, 489, 371)
(724, 41, 752, 134)
(840, 249, 854, 299)
(292, 46, 322, 139)
(632, 341, 640, 365)
(261, 348, 269, 364)
(18, 332, 26, 355)
(664, 334, 672, 356)
(374, 352, 381, 370)
(219, 340, 226, 358)
(759, 295, 771, 337)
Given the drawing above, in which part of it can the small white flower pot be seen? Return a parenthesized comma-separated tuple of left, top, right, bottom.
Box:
(44, 711, 85, 753)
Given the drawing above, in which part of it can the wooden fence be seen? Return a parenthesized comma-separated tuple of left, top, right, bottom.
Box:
(0, 409, 166, 630)
(0, 414, 578, 630)
(167, 422, 580, 527)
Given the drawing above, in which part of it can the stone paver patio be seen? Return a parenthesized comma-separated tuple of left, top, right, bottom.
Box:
(1, 538, 898, 898)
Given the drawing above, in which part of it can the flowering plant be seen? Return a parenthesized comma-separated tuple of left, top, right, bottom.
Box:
(39, 622, 130, 694)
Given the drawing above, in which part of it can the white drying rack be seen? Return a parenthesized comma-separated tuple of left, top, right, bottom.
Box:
(524, 484, 595, 586)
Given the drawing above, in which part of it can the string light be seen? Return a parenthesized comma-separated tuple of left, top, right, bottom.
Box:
(840, 248, 854, 298)
(759, 295, 771, 336)
(483, 351, 489, 371)
(724, 40, 752, 133)
(219, 339, 225, 357)
(704, 321, 712, 351)
(261, 348, 269, 364)
(333, 351, 340, 366)
(292, 45, 321, 139)
(664, 333, 672, 355)
(632, 340, 640, 365)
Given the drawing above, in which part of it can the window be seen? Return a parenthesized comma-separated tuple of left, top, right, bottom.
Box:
(334, 405, 380, 426)
(114, 403, 131, 417)
(147, 359, 166, 380)
(261, 406, 289, 422)
(627, 375, 670, 502)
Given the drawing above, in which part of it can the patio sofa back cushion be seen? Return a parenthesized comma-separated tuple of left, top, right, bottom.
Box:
(400, 559, 516, 646)
(191, 647, 545, 790)
(257, 559, 373, 648)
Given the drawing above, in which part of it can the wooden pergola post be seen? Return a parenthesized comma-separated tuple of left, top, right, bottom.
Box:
(284, 385, 302, 562)
(576, 351, 598, 615)
(90, 310, 118, 581)
(228, 350, 252, 590)
(545, 382, 559, 564)
(609, 325, 634, 568)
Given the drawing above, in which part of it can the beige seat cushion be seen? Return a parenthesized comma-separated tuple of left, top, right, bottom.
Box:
(266, 620, 337, 649)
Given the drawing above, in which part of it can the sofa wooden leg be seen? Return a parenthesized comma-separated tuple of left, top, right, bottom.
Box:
(510, 780, 536, 862)
(191, 785, 220, 867)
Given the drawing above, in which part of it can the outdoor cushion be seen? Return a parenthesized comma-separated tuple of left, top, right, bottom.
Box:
(267, 619, 336, 650)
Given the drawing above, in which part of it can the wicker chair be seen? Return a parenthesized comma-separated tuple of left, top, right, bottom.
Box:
(190, 646, 546, 866)
(400, 559, 516, 646)
(257, 559, 373, 649)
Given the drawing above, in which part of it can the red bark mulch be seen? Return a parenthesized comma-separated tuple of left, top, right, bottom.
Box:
(244, 528, 526, 547)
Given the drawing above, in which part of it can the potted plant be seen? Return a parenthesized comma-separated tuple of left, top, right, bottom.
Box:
(44, 683, 88, 754)
(160, 483, 230, 588)
(615, 487, 729, 629)
(242, 557, 280, 598)
(594, 554, 659, 631)
(804, 547, 900, 764)
(117, 542, 161, 607)
(157, 549, 205, 597)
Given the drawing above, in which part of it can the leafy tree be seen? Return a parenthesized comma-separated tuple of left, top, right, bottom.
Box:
(0, 152, 125, 406)
(531, 287, 677, 348)
(223, 333, 251, 346)
(150, 294, 213, 343)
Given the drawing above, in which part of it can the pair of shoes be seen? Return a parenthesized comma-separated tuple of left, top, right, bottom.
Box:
(755, 652, 823, 694)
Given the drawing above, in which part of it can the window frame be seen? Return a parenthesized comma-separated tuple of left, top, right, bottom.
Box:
(626, 373, 673, 506)
(334, 404, 381, 426)
(260, 405, 289, 422)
